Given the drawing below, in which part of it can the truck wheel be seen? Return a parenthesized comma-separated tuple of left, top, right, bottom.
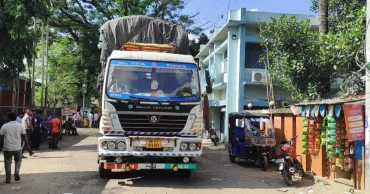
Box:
(99, 163, 111, 178)
(178, 170, 192, 178)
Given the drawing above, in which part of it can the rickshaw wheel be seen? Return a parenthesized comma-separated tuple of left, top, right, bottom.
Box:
(229, 154, 236, 163)
(260, 155, 268, 171)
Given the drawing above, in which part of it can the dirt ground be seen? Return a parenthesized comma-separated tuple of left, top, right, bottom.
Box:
(0, 128, 362, 194)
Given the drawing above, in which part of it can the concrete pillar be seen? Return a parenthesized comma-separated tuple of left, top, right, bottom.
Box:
(214, 54, 223, 83)
(223, 25, 246, 142)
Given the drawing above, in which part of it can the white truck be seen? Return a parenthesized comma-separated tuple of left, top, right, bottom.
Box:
(96, 16, 212, 178)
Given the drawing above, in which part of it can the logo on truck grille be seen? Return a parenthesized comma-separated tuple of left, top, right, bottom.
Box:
(149, 116, 159, 123)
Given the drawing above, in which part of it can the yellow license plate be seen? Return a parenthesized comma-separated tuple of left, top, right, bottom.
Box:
(145, 139, 162, 148)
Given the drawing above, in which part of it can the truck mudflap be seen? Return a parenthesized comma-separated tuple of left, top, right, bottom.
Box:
(103, 162, 198, 171)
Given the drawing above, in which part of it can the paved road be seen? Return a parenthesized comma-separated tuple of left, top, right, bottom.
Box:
(0, 128, 355, 194)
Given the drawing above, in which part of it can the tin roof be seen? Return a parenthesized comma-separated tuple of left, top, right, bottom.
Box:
(229, 111, 270, 118)
(292, 95, 365, 106)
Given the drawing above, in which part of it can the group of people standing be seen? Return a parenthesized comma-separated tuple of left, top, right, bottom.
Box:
(20, 109, 62, 151)
(77, 111, 100, 128)
(0, 109, 62, 183)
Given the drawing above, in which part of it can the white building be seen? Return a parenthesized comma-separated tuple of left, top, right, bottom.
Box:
(196, 8, 318, 142)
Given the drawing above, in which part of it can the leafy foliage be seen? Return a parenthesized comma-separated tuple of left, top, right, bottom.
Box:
(310, 0, 365, 32)
(37, 36, 81, 108)
(260, 16, 322, 100)
(0, 0, 48, 86)
(190, 33, 209, 57)
(259, 5, 366, 101)
(38, 0, 199, 107)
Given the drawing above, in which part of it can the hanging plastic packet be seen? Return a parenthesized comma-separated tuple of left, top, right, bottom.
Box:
(303, 118, 309, 127)
(308, 127, 315, 134)
(335, 148, 341, 155)
(327, 116, 336, 123)
(321, 137, 326, 145)
(308, 134, 315, 141)
(302, 148, 308, 154)
(327, 137, 336, 145)
(308, 141, 314, 149)
(308, 148, 314, 155)
(302, 141, 308, 148)
(328, 123, 336, 128)
(302, 127, 308, 135)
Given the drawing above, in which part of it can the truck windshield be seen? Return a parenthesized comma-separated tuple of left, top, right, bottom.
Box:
(106, 59, 200, 102)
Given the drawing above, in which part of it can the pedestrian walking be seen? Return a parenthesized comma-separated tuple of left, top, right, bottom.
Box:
(88, 111, 93, 128)
(0, 112, 32, 184)
(31, 110, 43, 150)
(47, 113, 54, 148)
(94, 112, 99, 128)
(83, 111, 88, 127)
(50, 115, 61, 150)
(17, 112, 27, 159)
(22, 109, 34, 152)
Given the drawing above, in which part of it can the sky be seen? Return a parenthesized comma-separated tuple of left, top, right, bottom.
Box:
(183, 0, 315, 40)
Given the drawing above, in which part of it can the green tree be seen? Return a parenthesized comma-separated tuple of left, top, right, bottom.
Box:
(259, 6, 366, 101)
(40, 0, 198, 107)
(0, 0, 49, 110)
(310, 0, 366, 32)
(190, 33, 209, 57)
(42, 36, 81, 108)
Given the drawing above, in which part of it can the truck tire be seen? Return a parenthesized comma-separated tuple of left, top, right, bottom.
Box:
(178, 169, 192, 178)
(99, 163, 111, 178)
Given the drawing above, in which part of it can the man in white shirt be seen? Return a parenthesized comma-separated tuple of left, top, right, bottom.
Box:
(0, 112, 31, 184)
(22, 109, 33, 150)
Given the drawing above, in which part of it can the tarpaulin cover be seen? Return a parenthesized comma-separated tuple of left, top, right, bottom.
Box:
(99, 15, 189, 68)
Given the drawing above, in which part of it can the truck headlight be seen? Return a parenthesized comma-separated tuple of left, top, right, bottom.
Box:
(107, 141, 116, 150)
(117, 141, 126, 151)
(101, 141, 108, 149)
(180, 143, 188, 150)
(189, 143, 196, 150)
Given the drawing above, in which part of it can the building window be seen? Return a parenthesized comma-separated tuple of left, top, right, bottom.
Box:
(245, 43, 265, 69)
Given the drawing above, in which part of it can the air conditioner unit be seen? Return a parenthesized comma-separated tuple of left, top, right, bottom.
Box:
(251, 71, 268, 83)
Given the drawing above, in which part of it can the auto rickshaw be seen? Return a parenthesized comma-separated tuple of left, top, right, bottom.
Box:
(227, 112, 276, 171)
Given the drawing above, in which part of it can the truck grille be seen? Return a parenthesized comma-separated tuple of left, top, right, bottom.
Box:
(118, 114, 188, 132)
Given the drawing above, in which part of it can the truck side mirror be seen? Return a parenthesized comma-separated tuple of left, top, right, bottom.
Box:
(205, 70, 212, 94)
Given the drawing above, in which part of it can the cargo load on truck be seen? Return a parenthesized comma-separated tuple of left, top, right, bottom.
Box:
(99, 15, 190, 68)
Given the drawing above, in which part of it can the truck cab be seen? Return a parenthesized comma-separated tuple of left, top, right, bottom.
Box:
(97, 50, 204, 178)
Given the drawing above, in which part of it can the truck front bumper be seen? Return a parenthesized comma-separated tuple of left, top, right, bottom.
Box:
(98, 151, 201, 157)
(103, 162, 198, 171)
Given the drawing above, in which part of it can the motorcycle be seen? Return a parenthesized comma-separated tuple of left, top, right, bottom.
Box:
(210, 128, 219, 146)
(274, 135, 304, 186)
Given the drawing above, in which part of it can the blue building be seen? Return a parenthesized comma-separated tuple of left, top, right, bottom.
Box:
(196, 8, 318, 142)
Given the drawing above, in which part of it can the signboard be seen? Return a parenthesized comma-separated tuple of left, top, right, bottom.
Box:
(343, 104, 365, 141)
(62, 108, 70, 116)
(354, 140, 363, 159)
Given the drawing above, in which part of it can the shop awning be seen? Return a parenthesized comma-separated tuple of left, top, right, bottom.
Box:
(289, 95, 365, 116)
